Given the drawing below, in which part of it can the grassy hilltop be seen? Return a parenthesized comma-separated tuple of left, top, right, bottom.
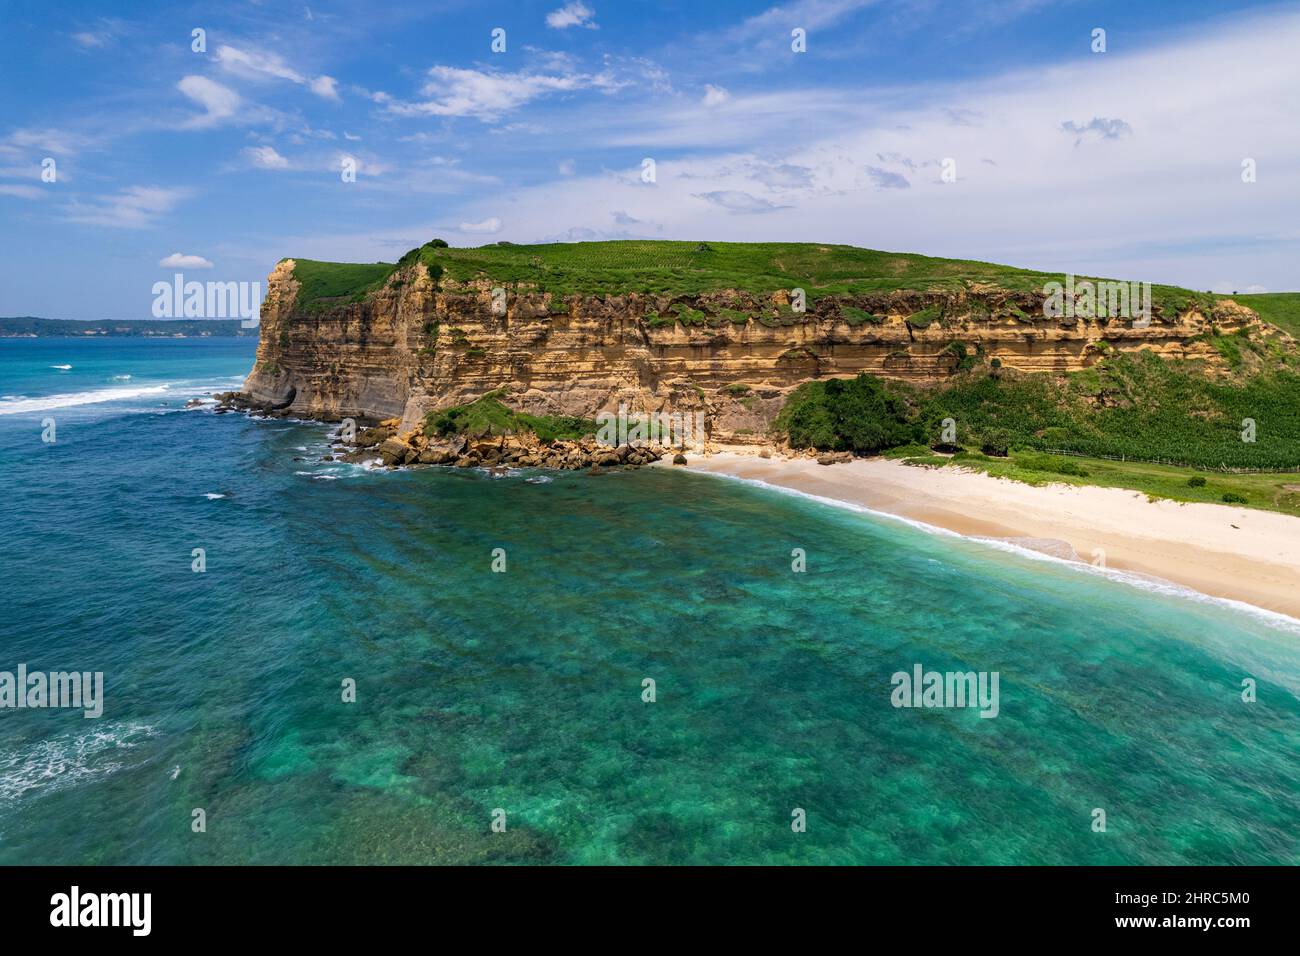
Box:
(283, 239, 1227, 315)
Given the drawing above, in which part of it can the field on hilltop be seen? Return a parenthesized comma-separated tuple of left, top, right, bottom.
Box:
(282, 240, 1228, 314)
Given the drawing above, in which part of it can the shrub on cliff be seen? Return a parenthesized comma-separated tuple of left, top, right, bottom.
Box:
(398, 241, 446, 282)
(425, 396, 595, 443)
(776, 374, 918, 454)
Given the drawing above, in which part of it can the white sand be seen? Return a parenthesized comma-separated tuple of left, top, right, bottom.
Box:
(677, 452, 1300, 622)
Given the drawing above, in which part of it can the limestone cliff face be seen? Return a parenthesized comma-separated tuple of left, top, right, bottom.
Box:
(242, 259, 1257, 434)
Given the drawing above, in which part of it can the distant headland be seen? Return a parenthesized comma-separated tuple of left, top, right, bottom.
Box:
(0, 316, 255, 338)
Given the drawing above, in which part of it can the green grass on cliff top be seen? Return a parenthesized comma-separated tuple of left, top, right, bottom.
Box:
(1233, 293, 1300, 338)
(284, 258, 398, 312)
(283, 240, 1290, 321)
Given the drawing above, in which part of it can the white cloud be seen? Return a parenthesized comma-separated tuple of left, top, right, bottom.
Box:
(177, 75, 241, 128)
(214, 45, 305, 84)
(0, 184, 45, 200)
(215, 45, 341, 103)
(424, 8, 1300, 291)
(310, 75, 340, 101)
(546, 3, 598, 30)
(865, 166, 909, 189)
(2, 127, 95, 156)
(384, 65, 621, 121)
(557, 158, 576, 175)
(701, 84, 730, 107)
(693, 190, 789, 214)
(243, 145, 291, 169)
(64, 185, 189, 228)
(459, 217, 503, 234)
(159, 252, 214, 269)
(71, 32, 108, 49)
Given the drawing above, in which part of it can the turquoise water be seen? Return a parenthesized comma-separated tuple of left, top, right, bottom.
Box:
(1, 337, 1298, 864)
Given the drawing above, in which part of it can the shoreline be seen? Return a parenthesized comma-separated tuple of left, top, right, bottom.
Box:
(676, 451, 1300, 624)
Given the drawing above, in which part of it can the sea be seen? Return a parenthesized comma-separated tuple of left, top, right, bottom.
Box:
(1, 336, 1297, 864)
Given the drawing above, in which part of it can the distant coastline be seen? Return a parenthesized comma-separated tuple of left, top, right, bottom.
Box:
(0, 316, 255, 338)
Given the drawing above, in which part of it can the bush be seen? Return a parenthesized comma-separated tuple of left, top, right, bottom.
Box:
(425, 395, 595, 443)
(1187, 475, 1207, 487)
(1221, 492, 1248, 504)
(981, 429, 1011, 457)
(775, 374, 918, 453)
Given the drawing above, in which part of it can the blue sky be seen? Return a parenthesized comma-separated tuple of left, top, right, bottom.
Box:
(1, 0, 1296, 319)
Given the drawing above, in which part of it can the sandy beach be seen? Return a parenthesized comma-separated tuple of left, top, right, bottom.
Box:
(678, 451, 1300, 622)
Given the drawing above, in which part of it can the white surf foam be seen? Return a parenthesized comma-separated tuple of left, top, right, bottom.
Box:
(0, 722, 158, 801)
(0, 384, 170, 415)
(691, 468, 1300, 634)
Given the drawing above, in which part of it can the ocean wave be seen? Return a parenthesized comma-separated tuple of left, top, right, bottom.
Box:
(50, 364, 72, 370)
(692, 468, 1300, 635)
(0, 384, 170, 416)
(0, 722, 158, 801)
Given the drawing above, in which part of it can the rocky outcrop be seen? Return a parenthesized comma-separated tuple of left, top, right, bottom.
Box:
(240, 258, 1263, 438)
(335, 416, 666, 471)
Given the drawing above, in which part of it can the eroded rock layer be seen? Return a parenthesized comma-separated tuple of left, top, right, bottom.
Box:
(242, 259, 1257, 435)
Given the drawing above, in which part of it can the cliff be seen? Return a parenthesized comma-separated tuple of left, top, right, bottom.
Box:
(240, 240, 1266, 436)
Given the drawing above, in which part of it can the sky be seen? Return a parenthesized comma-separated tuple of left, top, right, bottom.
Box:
(1, 0, 1297, 320)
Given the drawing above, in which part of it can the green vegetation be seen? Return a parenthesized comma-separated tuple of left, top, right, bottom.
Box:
(397, 241, 447, 282)
(424, 393, 596, 444)
(916, 351, 1300, 469)
(1235, 292, 1300, 338)
(288, 259, 398, 312)
(284, 242, 1295, 332)
(317, 240, 1218, 314)
(956, 452, 1300, 517)
(775, 375, 919, 454)
(905, 305, 942, 329)
(980, 429, 1011, 457)
(840, 306, 883, 326)
(942, 341, 978, 372)
(773, 342, 1300, 474)
(672, 304, 708, 326)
